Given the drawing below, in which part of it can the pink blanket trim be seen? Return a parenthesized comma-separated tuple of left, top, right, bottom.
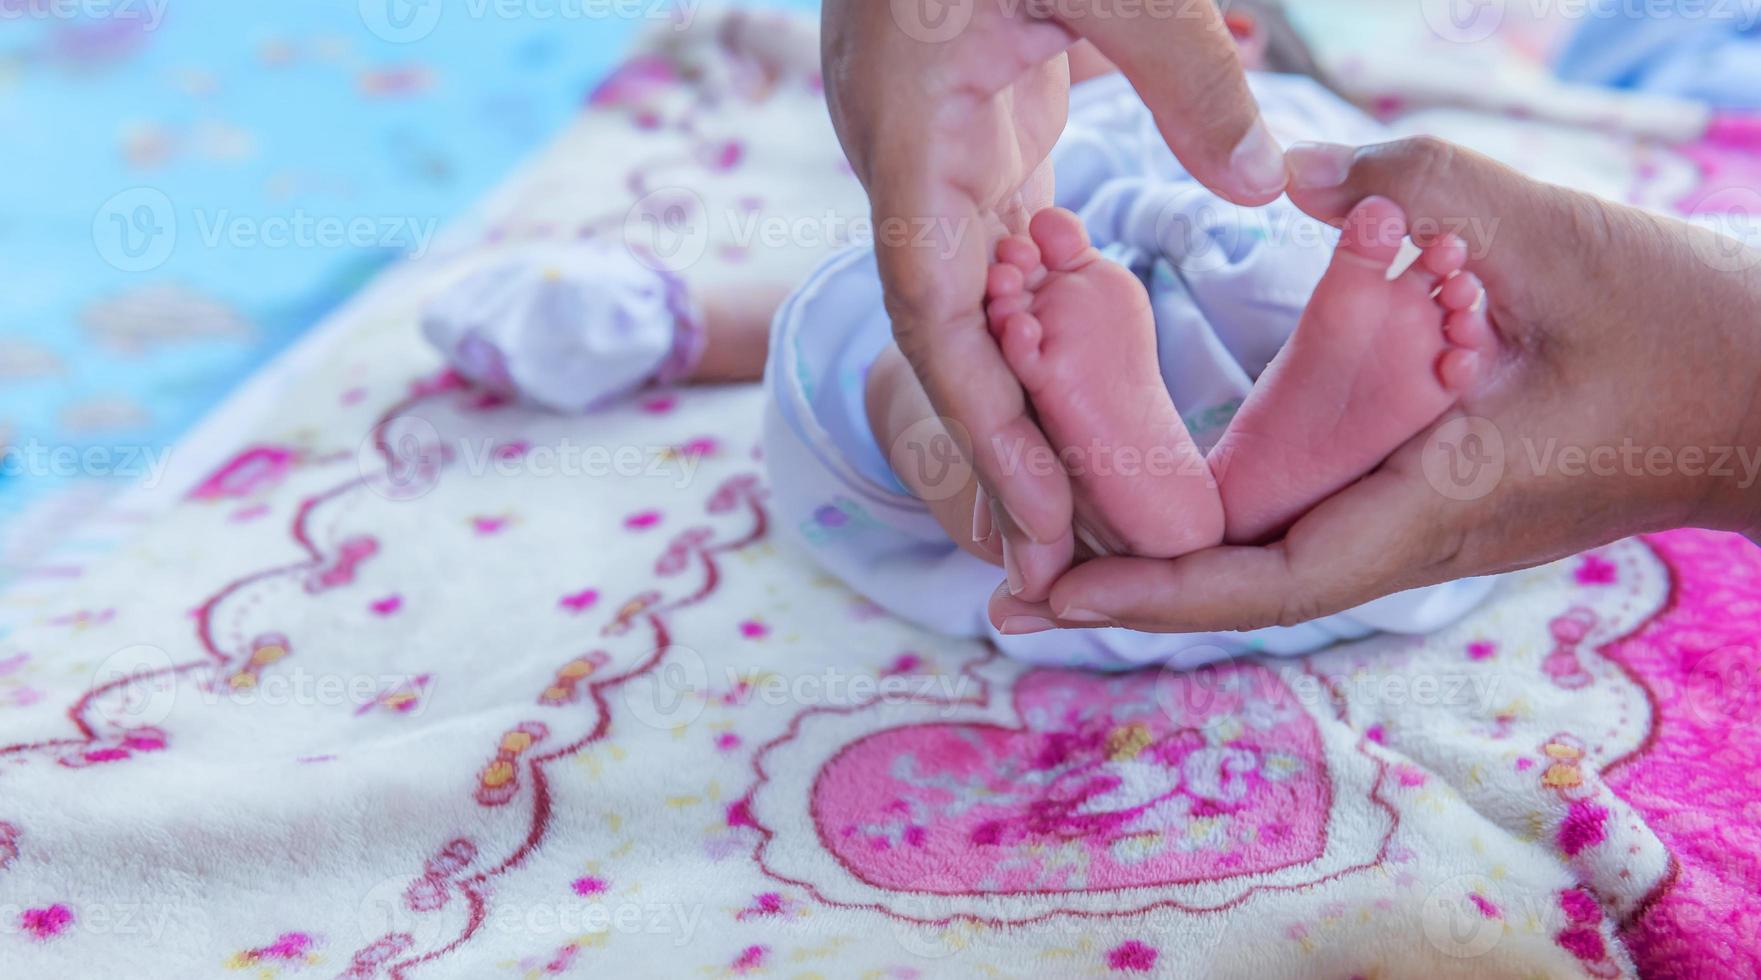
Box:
(1608, 530, 1761, 977)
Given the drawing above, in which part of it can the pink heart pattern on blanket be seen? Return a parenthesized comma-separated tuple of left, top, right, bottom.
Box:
(810, 663, 1329, 893)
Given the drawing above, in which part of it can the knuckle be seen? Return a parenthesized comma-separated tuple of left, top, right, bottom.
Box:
(1361, 135, 1458, 196)
(1394, 135, 1457, 173)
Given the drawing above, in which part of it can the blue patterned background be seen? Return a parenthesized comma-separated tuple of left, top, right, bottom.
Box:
(0, 0, 807, 549)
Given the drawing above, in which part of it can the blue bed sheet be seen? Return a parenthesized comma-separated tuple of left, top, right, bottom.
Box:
(0, 0, 811, 553)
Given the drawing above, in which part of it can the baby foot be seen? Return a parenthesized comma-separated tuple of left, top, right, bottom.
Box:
(985, 208, 1225, 559)
(1210, 196, 1499, 543)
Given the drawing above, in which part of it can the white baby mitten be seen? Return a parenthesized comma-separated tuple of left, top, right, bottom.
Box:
(421, 239, 704, 413)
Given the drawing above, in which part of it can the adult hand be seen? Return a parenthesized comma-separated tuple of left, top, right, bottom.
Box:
(991, 137, 1761, 633)
(821, 0, 1289, 599)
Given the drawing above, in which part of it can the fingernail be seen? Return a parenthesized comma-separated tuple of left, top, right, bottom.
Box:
(1073, 523, 1112, 558)
(1287, 141, 1355, 190)
(1002, 536, 1024, 596)
(1000, 498, 1049, 546)
(1058, 607, 1111, 625)
(1230, 118, 1288, 197)
(972, 488, 993, 544)
(1000, 616, 1055, 636)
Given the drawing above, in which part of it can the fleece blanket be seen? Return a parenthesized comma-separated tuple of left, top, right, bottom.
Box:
(3, 11, 1760, 980)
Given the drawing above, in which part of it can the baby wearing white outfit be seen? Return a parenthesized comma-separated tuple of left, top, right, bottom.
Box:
(760, 72, 1496, 670)
(424, 71, 1498, 670)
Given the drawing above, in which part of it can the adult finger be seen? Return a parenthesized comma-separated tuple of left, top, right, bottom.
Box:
(1062, 2, 1287, 205)
(1042, 454, 1482, 632)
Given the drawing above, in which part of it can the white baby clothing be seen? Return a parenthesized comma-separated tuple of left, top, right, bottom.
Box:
(421, 239, 703, 413)
(761, 72, 1498, 669)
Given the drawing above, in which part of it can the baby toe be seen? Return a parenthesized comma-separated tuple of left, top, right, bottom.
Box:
(998, 311, 1047, 386)
(986, 291, 1031, 333)
(1444, 307, 1497, 356)
(1335, 196, 1409, 267)
(1436, 347, 1482, 392)
(987, 261, 1026, 301)
(1420, 234, 1468, 278)
(996, 235, 1042, 275)
(1437, 270, 1484, 312)
(1027, 207, 1095, 272)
